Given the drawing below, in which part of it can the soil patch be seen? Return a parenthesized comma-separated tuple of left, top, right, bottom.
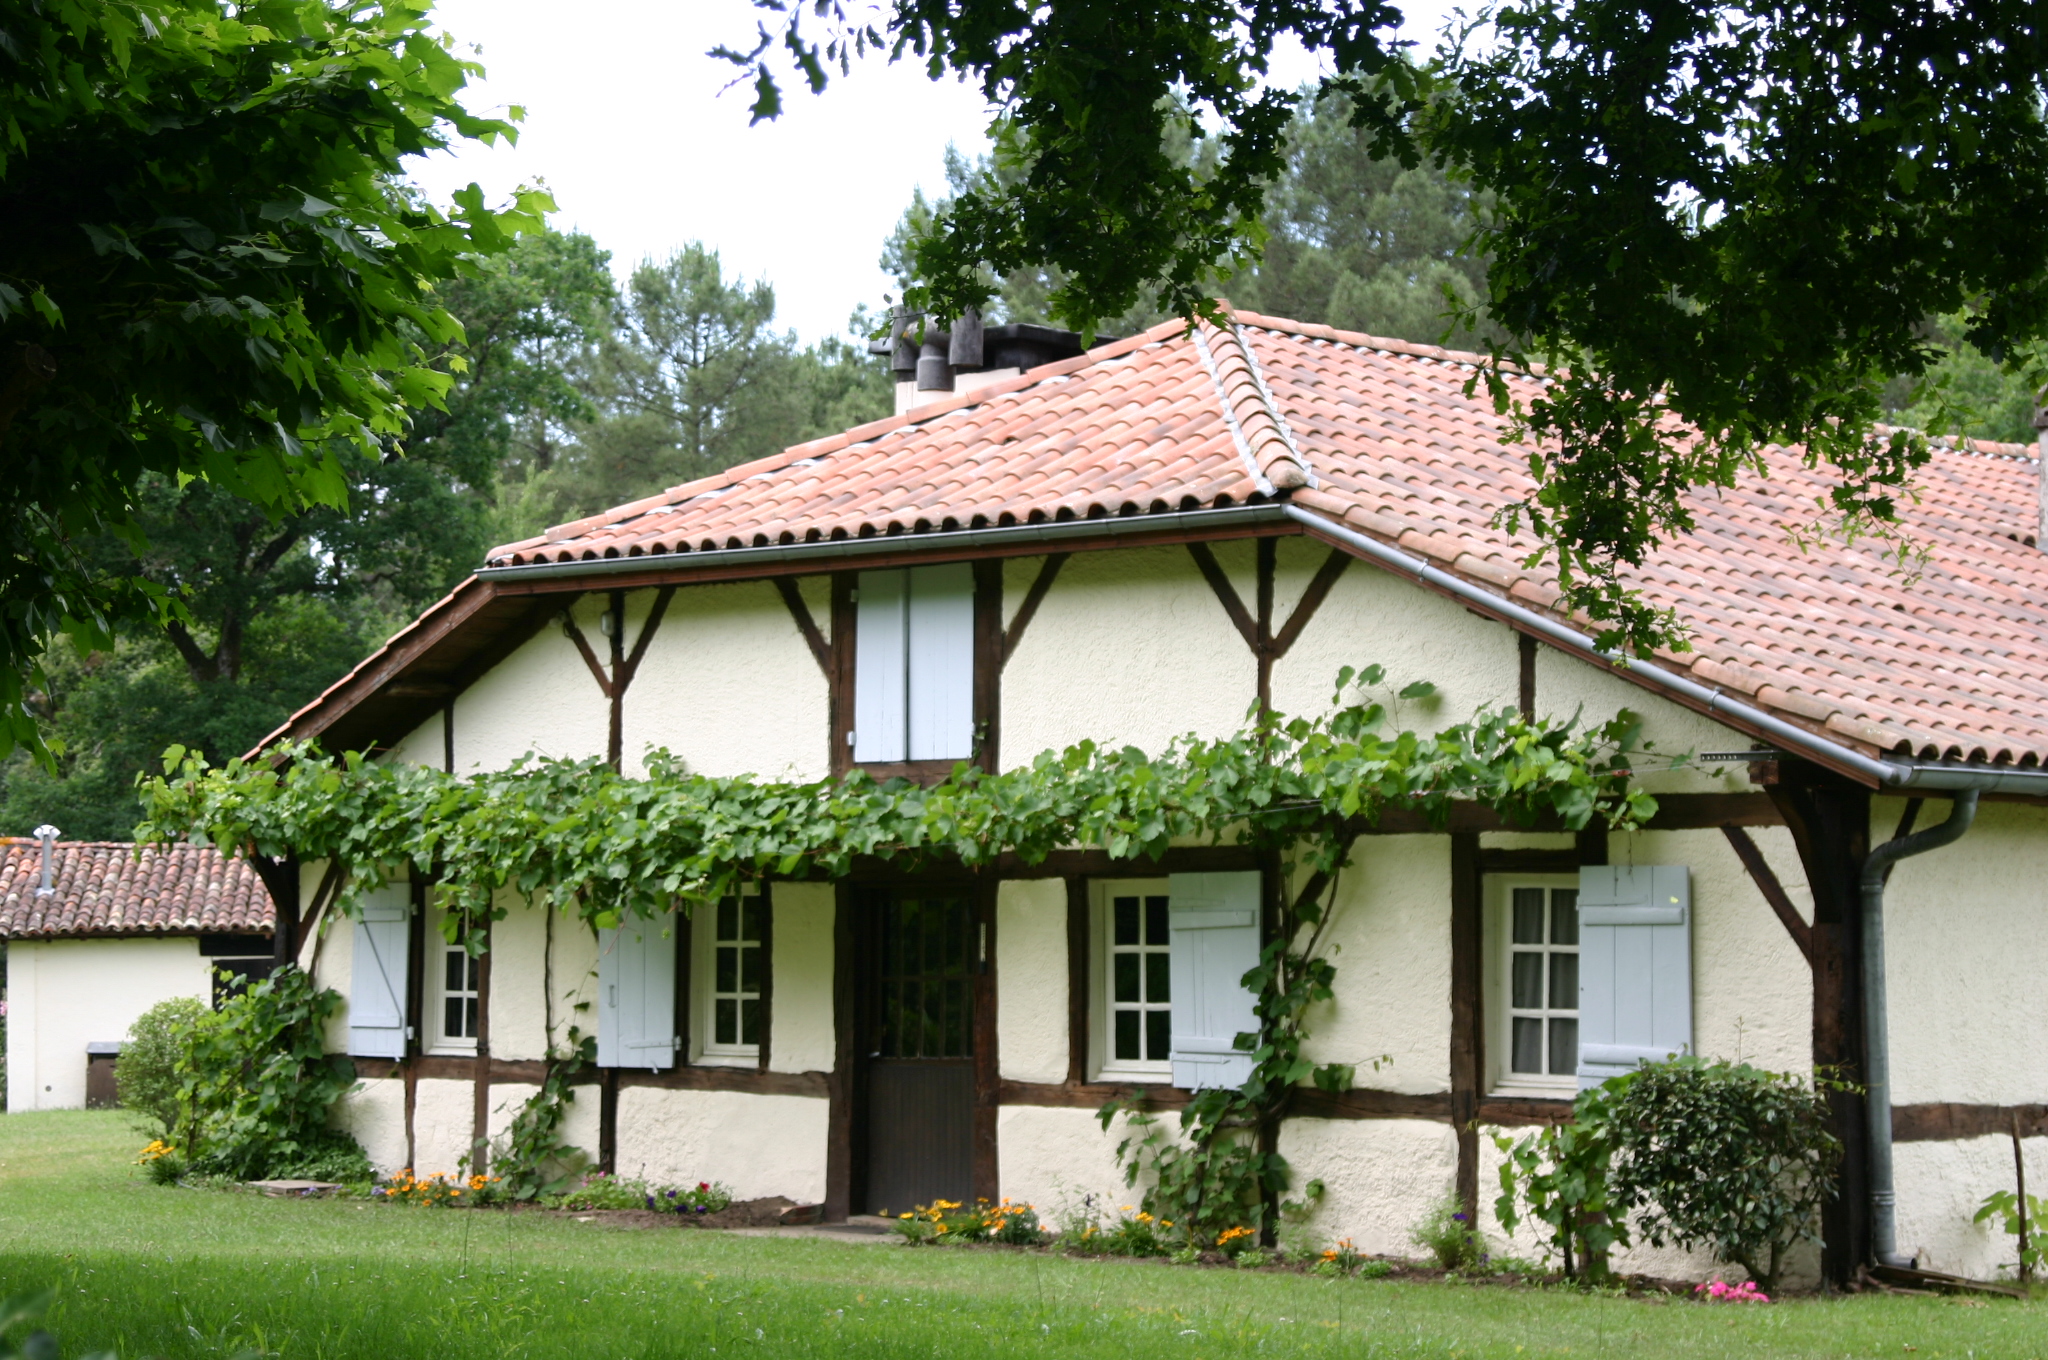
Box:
(525, 1196, 797, 1230)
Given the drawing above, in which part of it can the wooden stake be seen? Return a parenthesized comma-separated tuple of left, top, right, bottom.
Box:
(2016, 1111, 2032, 1288)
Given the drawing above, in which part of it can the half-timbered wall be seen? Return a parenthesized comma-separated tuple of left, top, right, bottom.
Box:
(304, 535, 2048, 1283)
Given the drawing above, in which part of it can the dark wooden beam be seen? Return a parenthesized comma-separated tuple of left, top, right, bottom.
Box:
(614, 1066, 828, 1098)
(1449, 832, 1483, 1219)
(471, 922, 492, 1174)
(1186, 541, 1259, 651)
(973, 560, 1003, 773)
(561, 609, 613, 697)
(1001, 553, 1068, 667)
(774, 577, 832, 677)
(829, 574, 857, 779)
(1722, 824, 1814, 964)
(1769, 774, 1873, 1285)
(972, 874, 1001, 1202)
(1268, 549, 1352, 659)
(598, 1069, 619, 1175)
(1893, 1103, 2048, 1143)
(1517, 633, 1537, 722)
(755, 884, 775, 1075)
(1255, 537, 1277, 711)
(824, 881, 856, 1222)
(1065, 876, 1090, 1085)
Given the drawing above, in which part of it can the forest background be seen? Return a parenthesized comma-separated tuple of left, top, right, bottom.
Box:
(5, 94, 2033, 839)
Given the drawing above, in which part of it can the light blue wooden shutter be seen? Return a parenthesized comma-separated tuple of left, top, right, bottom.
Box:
(907, 563, 975, 760)
(598, 911, 678, 1070)
(853, 569, 908, 763)
(1576, 865, 1692, 1089)
(349, 883, 411, 1058)
(1166, 871, 1262, 1090)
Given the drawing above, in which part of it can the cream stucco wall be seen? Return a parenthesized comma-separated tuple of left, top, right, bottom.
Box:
(615, 1087, 828, 1203)
(1299, 835, 1452, 1095)
(1896, 1134, 2048, 1280)
(769, 883, 835, 1074)
(1533, 647, 1758, 795)
(386, 707, 445, 771)
(996, 1104, 1148, 1229)
(488, 894, 551, 1062)
(450, 593, 610, 773)
(1003, 545, 1257, 763)
(333, 1077, 408, 1174)
(997, 878, 1069, 1084)
(411, 1076, 475, 1176)
(1279, 1117, 1460, 1256)
(1883, 796, 2048, 1107)
(620, 579, 832, 781)
(5, 937, 212, 1112)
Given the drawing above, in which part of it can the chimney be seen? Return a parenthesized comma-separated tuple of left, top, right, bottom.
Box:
(33, 823, 59, 898)
(872, 313, 1108, 416)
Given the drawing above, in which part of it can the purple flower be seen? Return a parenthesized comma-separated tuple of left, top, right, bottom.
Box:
(1452, 1213, 1468, 1223)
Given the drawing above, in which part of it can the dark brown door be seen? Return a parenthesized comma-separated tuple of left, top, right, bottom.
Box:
(862, 891, 976, 1215)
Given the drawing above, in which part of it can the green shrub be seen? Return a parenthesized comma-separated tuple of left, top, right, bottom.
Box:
(118, 996, 207, 1141)
(1409, 1190, 1484, 1269)
(1358, 1259, 1395, 1280)
(1606, 1056, 1841, 1295)
(178, 965, 364, 1181)
(493, 1033, 593, 1200)
(1974, 1189, 2048, 1280)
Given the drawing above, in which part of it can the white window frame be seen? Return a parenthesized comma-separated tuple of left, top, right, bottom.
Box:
(691, 888, 767, 1066)
(1089, 877, 1174, 1083)
(1485, 875, 1580, 1097)
(424, 903, 479, 1056)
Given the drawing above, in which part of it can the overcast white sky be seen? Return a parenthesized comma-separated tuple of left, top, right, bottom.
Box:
(404, 2, 1464, 344)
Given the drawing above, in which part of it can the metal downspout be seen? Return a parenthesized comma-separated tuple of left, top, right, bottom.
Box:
(1858, 790, 1979, 1268)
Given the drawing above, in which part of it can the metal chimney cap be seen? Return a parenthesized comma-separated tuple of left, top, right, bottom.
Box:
(33, 824, 59, 841)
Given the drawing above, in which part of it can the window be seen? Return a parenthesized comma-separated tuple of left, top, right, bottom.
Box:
(693, 889, 767, 1064)
(852, 563, 974, 764)
(1092, 879, 1173, 1080)
(1492, 879, 1579, 1092)
(426, 919, 480, 1055)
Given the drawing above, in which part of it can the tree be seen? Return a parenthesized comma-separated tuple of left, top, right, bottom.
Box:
(0, 226, 617, 840)
(727, 1, 2048, 653)
(0, 0, 547, 759)
(517, 246, 890, 528)
(885, 95, 1492, 348)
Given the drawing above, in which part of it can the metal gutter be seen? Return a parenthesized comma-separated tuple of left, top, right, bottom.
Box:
(1285, 504, 2048, 795)
(1859, 790, 1979, 1268)
(476, 502, 1294, 584)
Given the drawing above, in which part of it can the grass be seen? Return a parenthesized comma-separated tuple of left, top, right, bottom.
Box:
(0, 1111, 2041, 1359)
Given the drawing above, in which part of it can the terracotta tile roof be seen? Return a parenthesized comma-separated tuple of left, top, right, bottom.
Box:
(0, 840, 271, 940)
(479, 310, 2048, 769)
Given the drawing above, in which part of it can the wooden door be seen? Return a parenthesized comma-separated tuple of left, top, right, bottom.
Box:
(861, 891, 977, 1215)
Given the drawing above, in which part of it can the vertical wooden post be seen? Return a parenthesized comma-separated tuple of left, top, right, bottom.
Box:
(829, 574, 857, 777)
(1255, 537, 1276, 714)
(971, 873, 1002, 1203)
(1769, 772, 1873, 1285)
(2016, 1112, 2033, 1287)
(1449, 833, 1484, 1220)
(973, 560, 1004, 774)
(598, 1070, 619, 1175)
(1065, 876, 1090, 1085)
(755, 884, 776, 1074)
(824, 882, 859, 1221)
(404, 878, 427, 1173)
(605, 589, 625, 770)
(1517, 633, 1537, 723)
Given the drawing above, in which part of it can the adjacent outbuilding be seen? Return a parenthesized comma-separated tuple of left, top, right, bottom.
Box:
(2, 831, 274, 1111)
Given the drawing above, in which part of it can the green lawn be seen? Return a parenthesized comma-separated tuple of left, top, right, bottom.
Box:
(0, 1111, 2039, 1359)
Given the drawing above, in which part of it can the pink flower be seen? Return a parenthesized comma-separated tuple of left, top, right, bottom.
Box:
(1694, 1279, 1771, 1304)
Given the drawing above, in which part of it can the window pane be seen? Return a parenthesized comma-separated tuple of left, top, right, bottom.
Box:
(445, 997, 463, 1039)
(1114, 897, 1139, 946)
(716, 998, 736, 1046)
(466, 954, 480, 991)
(1512, 888, 1544, 944)
(1511, 951, 1543, 1009)
(1548, 1018, 1579, 1077)
(739, 942, 761, 993)
(716, 945, 737, 993)
(1145, 896, 1169, 947)
(1114, 1009, 1139, 1061)
(445, 949, 464, 993)
(1551, 889, 1579, 946)
(1548, 951, 1578, 1010)
(1114, 952, 1139, 1003)
(1511, 1017, 1543, 1074)
(718, 896, 737, 941)
(741, 895, 764, 943)
(741, 998, 761, 1047)
(1145, 952, 1170, 1004)
(1146, 1009, 1171, 1063)
(464, 997, 478, 1038)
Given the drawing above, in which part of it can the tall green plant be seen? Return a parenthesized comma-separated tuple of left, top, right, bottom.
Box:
(1606, 1057, 1842, 1294)
(178, 965, 362, 1180)
(1493, 1084, 1629, 1280)
(493, 1032, 594, 1201)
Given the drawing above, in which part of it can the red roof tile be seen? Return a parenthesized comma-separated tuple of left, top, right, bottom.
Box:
(0, 841, 271, 939)
(475, 310, 2048, 767)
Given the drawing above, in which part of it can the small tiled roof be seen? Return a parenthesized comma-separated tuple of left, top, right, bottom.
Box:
(481, 311, 2048, 769)
(0, 840, 272, 940)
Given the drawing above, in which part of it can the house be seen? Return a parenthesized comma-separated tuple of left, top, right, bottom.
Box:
(257, 310, 2047, 1283)
(3, 830, 274, 1111)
